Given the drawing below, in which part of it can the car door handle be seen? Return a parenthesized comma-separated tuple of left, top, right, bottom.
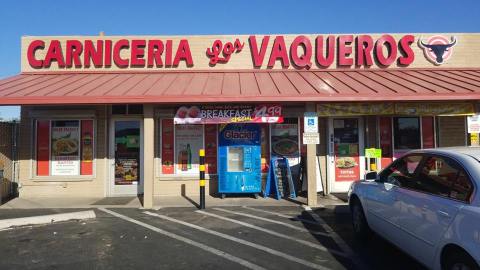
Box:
(437, 210, 450, 218)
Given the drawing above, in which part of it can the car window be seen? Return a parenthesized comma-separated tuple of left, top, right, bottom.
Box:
(380, 155, 423, 187)
(417, 156, 473, 202)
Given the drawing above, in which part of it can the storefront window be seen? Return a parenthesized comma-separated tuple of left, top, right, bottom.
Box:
(36, 119, 94, 177)
(393, 117, 420, 150)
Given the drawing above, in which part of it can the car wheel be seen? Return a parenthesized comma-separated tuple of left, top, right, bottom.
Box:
(444, 250, 479, 270)
(351, 198, 371, 240)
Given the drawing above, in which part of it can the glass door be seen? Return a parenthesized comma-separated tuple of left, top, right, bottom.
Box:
(328, 117, 365, 193)
(109, 119, 143, 196)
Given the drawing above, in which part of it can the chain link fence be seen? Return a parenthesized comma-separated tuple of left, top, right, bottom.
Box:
(0, 120, 19, 204)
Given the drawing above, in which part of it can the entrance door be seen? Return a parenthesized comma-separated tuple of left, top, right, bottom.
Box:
(109, 119, 143, 196)
(328, 117, 365, 192)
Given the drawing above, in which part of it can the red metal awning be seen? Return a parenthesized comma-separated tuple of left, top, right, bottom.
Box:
(1, 69, 480, 105)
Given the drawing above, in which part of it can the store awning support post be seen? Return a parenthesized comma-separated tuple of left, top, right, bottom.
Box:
(143, 104, 155, 209)
(305, 102, 318, 207)
(199, 149, 206, 209)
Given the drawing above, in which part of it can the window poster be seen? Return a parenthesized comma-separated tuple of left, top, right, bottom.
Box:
(175, 124, 203, 175)
(51, 120, 80, 176)
(80, 120, 94, 175)
(271, 123, 300, 169)
(161, 119, 175, 174)
(204, 125, 217, 174)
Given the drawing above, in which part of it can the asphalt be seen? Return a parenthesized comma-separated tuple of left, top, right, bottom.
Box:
(0, 205, 426, 270)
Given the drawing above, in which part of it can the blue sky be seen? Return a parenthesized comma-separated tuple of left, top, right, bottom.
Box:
(0, 0, 479, 119)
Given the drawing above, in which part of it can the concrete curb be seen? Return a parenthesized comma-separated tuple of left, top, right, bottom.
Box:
(0, 210, 96, 231)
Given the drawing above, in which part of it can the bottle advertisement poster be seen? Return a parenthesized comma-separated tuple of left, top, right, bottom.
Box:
(175, 124, 203, 175)
(161, 119, 175, 174)
(51, 124, 80, 176)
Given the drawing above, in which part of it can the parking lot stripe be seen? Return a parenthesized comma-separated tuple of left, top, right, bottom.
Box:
(144, 211, 333, 270)
(196, 210, 346, 258)
(98, 208, 266, 270)
(303, 206, 368, 270)
(212, 208, 330, 237)
(242, 206, 331, 230)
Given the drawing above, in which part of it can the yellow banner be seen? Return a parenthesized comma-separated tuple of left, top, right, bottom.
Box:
(395, 103, 474, 116)
(317, 103, 394, 116)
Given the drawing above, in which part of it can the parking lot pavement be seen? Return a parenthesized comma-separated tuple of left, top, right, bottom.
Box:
(0, 205, 426, 270)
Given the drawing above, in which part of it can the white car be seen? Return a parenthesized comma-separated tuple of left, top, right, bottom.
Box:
(348, 147, 480, 270)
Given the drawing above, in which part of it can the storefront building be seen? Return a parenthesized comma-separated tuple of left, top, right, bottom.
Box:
(0, 33, 479, 207)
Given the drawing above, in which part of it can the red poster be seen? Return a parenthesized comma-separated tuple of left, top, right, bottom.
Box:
(80, 120, 94, 175)
(422, 116, 435, 149)
(334, 144, 360, 181)
(260, 124, 270, 173)
(379, 117, 393, 168)
(299, 117, 307, 155)
(36, 120, 50, 176)
(204, 125, 217, 174)
(161, 119, 175, 174)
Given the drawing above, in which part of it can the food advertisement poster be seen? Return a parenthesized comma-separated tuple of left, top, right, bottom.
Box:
(161, 119, 174, 174)
(115, 128, 140, 185)
(80, 120, 93, 175)
(51, 124, 80, 176)
(37, 120, 51, 176)
(271, 123, 300, 168)
(175, 125, 203, 175)
(271, 124, 299, 157)
(204, 125, 217, 174)
(334, 144, 360, 182)
(174, 104, 283, 124)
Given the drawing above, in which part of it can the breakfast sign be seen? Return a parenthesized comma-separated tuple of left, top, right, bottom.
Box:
(21, 33, 475, 72)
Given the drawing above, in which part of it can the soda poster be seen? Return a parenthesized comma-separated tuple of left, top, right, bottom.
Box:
(175, 125, 203, 175)
(51, 123, 80, 176)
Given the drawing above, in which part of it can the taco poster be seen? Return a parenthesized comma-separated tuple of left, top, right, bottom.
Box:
(334, 144, 360, 182)
(51, 124, 80, 176)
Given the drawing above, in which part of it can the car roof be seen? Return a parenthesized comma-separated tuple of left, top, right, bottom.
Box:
(408, 147, 480, 162)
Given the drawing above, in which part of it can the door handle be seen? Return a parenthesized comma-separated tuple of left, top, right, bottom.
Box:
(437, 210, 450, 218)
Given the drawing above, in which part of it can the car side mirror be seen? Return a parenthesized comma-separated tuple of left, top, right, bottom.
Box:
(365, 171, 378, 181)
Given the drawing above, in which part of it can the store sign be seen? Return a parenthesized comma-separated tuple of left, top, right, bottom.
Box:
(317, 102, 475, 116)
(51, 126, 80, 176)
(23, 33, 477, 72)
(365, 148, 382, 158)
(174, 104, 282, 124)
(395, 103, 474, 116)
(317, 103, 394, 116)
(467, 115, 480, 133)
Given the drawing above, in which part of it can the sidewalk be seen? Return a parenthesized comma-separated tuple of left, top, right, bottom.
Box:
(0, 194, 348, 210)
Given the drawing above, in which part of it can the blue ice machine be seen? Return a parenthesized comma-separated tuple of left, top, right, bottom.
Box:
(218, 123, 262, 198)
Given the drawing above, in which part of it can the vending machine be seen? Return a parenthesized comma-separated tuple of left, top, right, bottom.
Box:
(218, 123, 262, 198)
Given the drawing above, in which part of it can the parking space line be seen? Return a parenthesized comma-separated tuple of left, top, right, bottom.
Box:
(212, 208, 330, 237)
(200, 210, 345, 257)
(242, 206, 332, 230)
(144, 211, 333, 270)
(98, 208, 266, 270)
(303, 206, 368, 270)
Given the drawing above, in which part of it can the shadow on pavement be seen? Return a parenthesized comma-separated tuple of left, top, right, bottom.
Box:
(300, 205, 427, 270)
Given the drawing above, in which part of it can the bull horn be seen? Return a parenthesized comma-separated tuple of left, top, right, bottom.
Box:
(447, 36, 457, 47)
(419, 37, 431, 48)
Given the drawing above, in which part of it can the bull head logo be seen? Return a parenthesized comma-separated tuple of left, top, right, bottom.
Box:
(419, 36, 457, 65)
